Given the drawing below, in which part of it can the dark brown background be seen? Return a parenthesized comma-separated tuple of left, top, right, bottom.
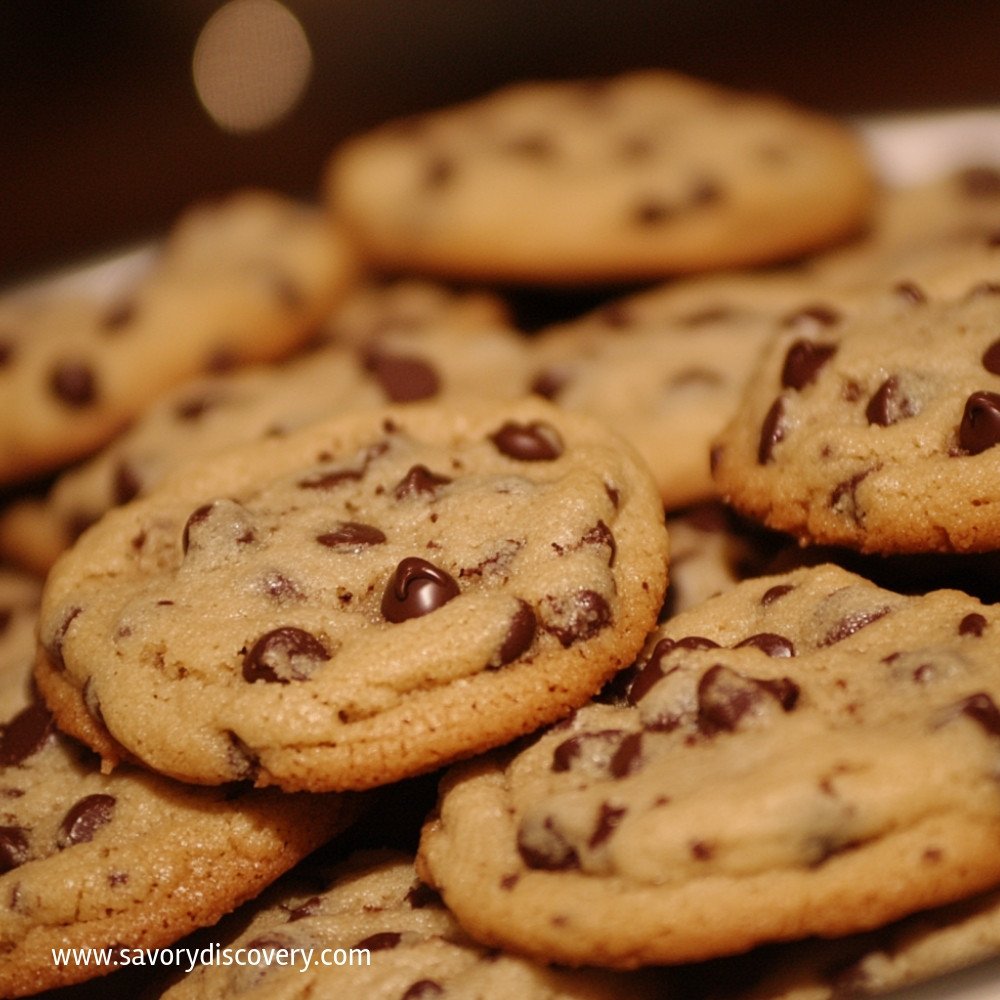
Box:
(4, 0, 1000, 286)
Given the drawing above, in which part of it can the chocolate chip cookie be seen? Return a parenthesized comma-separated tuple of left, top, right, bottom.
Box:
(35, 398, 667, 792)
(418, 563, 1000, 968)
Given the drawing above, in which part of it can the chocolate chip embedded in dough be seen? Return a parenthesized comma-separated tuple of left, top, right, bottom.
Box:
(316, 522, 387, 550)
(365, 350, 440, 403)
(354, 931, 402, 951)
(45, 606, 82, 671)
(696, 664, 799, 735)
(381, 557, 460, 623)
(959, 612, 988, 637)
(492, 600, 536, 667)
(393, 464, 451, 499)
(781, 340, 837, 390)
(112, 460, 143, 505)
(182, 499, 256, 554)
(820, 606, 890, 646)
(608, 731, 644, 777)
(241, 626, 331, 684)
(589, 802, 627, 848)
(958, 390, 1000, 455)
(757, 396, 787, 464)
(734, 632, 796, 657)
(539, 589, 612, 647)
(49, 360, 97, 407)
(57, 793, 116, 847)
(760, 583, 795, 605)
(954, 692, 1000, 737)
(402, 980, 444, 1000)
(866, 375, 917, 427)
(0, 702, 55, 767)
(517, 817, 580, 870)
(0, 827, 29, 874)
(489, 420, 564, 461)
(983, 339, 1000, 375)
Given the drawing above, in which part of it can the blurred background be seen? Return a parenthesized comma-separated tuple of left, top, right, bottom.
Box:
(4, 0, 1000, 286)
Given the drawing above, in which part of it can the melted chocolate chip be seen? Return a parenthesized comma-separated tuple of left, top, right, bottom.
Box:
(608, 731, 644, 778)
(316, 522, 387, 549)
(758, 397, 787, 464)
(241, 627, 330, 684)
(365, 349, 440, 403)
(493, 600, 536, 667)
(381, 558, 460, 623)
(580, 520, 616, 566)
(489, 420, 563, 461)
(734, 632, 796, 657)
(516, 819, 579, 870)
(781, 340, 837, 390)
(551, 729, 624, 772)
(402, 980, 444, 1000)
(0, 702, 55, 767)
(46, 606, 82, 671)
(0, 826, 29, 873)
(393, 465, 451, 499)
(298, 467, 363, 490)
(541, 590, 612, 647)
(354, 931, 402, 952)
(57, 794, 115, 847)
(49, 361, 97, 407)
(866, 376, 916, 426)
(820, 606, 890, 646)
(959, 612, 988, 637)
(405, 882, 442, 909)
(589, 802, 627, 848)
(958, 391, 1000, 454)
(955, 692, 1000, 736)
(983, 339, 1000, 375)
(697, 665, 799, 735)
(761, 583, 794, 605)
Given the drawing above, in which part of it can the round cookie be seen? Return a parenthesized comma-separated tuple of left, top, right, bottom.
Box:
(325, 70, 875, 284)
(34, 397, 668, 792)
(0, 189, 357, 485)
(0, 568, 355, 998)
(162, 849, 667, 999)
(0, 324, 534, 577)
(711, 283, 1000, 553)
(417, 563, 1000, 968)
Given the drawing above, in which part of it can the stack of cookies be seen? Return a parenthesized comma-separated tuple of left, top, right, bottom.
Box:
(2, 69, 999, 999)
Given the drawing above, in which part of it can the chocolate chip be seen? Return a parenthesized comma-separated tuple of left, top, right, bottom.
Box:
(402, 981, 443, 1000)
(366, 351, 440, 403)
(181, 499, 255, 553)
(57, 794, 115, 847)
(46, 606, 82, 671)
(241, 627, 330, 684)
(761, 583, 794, 605)
(354, 931, 402, 952)
(489, 420, 563, 461)
(781, 340, 837, 390)
(298, 468, 363, 490)
(0, 702, 55, 767)
(381, 557, 460, 623)
(284, 895, 322, 922)
(405, 882, 442, 909)
(958, 391, 1000, 454)
(758, 397, 787, 464)
(112, 460, 142, 505)
(316, 522, 387, 549)
(0, 827, 29, 874)
(580, 520, 616, 566)
(697, 665, 799, 735)
(551, 729, 624, 772)
(734, 632, 796, 657)
(959, 612, 987, 636)
(983, 339, 1000, 375)
(516, 818, 579, 870)
(955, 692, 1000, 736)
(493, 600, 536, 667)
(260, 572, 304, 601)
(866, 376, 916, 426)
(540, 590, 612, 647)
(49, 361, 97, 407)
(393, 465, 451, 499)
(820, 606, 890, 645)
(530, 367, 568, 400)
(589, 802, 627, 848)
(608, 731, 644, 777)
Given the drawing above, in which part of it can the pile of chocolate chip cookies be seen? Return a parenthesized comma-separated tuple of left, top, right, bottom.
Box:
(2, 69, 1000, 999)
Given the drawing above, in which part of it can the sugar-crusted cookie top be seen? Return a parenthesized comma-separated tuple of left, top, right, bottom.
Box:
(36, 398, 667, 792)
(418, 564, 1000, 968)
(327, 70, 874, 283)
(711, 284, 1000, 553)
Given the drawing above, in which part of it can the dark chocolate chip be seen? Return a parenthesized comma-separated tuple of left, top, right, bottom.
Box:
(489, 420, 563, 461)
(551, 729, 624, 772)
(297, 467, 363, 490)
(540, 590, 612, 647)
(608, 731, 644, 778)
(181, 500, 255, 553)
(405, 882, 442, 909)
(580, 520, 616, 566)
(112, 461, 142, 505)
(0, 702, 55, 767)
(316, 522, 387, 549)
(734, 632, 796, 657)
(589, 802, 627, 848)
(57, 794, 115, 847)
(959, 612, 987, 637)
(866, 376, 916, 426)
(697, 665, 799, 735)
(781, 340, 837, 390)
(261, 572, 304, 601)
(0, 826, 29, 874)
(366, 351, 440, 402)
(517, 818, 580, 870)
(955, 692, 1000, 736)
(958, 391, 1000, 454)
(393, 465, 451, 499)
(241, 627, 330, 684)
(983, 339, 1000, 375)
(758, 396, 787, 464)
(354, 931, 402, 952)
(286, 896, 322, 922)
(761, 583, 794, 605)
(46, 606, 82, 671)
(820, 606, 890, 646)
(381, 558, 460, 623)
(49, 361, 97, 407)
(530, 367, 568, 400)
(493, 600, 536, 667)
(402, 982, 444, 1000)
